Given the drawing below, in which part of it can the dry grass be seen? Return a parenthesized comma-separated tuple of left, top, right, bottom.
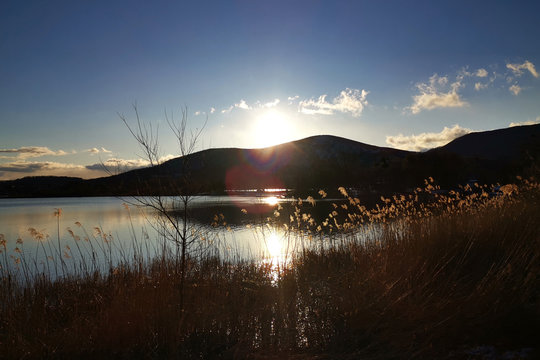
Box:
(0, 179, 539, 359)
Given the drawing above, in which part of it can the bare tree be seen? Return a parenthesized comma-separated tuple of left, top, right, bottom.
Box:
(119, 104, 206, 310)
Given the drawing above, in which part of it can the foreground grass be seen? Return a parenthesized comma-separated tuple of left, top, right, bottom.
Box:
(1, 180, 539, 359)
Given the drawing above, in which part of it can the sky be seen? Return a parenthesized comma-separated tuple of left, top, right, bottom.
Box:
(1, 0, 540, 180)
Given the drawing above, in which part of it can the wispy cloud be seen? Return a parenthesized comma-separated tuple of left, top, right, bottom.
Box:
(386, 124, 472, 151)
(509, 84, 522, 96)
(509, 117, 540, 127)
(221, 106, 233, 114)
(406, 74, 467, 114)
(0, 146, 69, 159)
(299, 88, 369, 117)
(506, 60, 539, 78)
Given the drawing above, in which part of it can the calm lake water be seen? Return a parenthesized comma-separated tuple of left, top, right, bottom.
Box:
(0, 196, 303, 280)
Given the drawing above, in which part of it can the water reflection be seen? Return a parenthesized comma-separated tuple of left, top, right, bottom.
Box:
(0, 196, 296, 279)
(265, 231, 282, 259)
(0, 194, 355, 281)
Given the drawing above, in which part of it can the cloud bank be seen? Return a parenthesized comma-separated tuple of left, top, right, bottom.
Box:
(386, 124, 472, 151)
(0, 161, 84, 173)
(0, 146, 69, 159)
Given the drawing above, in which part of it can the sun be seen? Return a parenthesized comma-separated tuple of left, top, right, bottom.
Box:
(252, 110, 292, 148)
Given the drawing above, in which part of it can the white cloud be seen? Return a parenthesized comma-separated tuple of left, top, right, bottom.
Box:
(506, 60, 539, 78)
(287, 95, 299, 104)
(509, 84, 522, 96)
(299, 88, 369, 117)
(509, 117, 540, 127)
(87, 147, 112, 155)
(221, 99, 252, 113)
(221, 106, 233, 114)
(406, 74, 467, 114)
(159, 154, 176, 162)
(236, 99, 250, 110)
(386, 124, 472, 151)
(263, 98, 280, 108)
(475, 68, 488, 77)
(474, 82, 488, 91)
(0, 146, 69, 159)
(86, 158, 150, 172)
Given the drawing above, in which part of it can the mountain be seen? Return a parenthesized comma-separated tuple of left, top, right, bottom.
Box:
(434, 124, 540, 161)
(1, 125, 539, 198)
(420, 123, 540, 185)
(83, 135, 412, 196)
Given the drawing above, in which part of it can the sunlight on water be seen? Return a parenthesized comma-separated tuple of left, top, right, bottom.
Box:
(0, 196, 300, 280)
(262, 229, 291, 284)
(266, 231, 282, 259)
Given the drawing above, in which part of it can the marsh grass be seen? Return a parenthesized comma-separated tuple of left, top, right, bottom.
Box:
(0, 179, 539, 359)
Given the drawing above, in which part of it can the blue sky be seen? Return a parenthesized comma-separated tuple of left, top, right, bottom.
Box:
(1, 0, 540, 180)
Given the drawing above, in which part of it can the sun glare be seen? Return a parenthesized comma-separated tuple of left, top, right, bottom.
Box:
(252, 110, 292, 148)
(264, 196, 279, 206)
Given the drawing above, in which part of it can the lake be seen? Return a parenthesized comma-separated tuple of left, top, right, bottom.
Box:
(0, 195, 305, 281)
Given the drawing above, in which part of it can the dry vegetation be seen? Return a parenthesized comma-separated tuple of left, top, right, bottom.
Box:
(1, 178, 539, 359)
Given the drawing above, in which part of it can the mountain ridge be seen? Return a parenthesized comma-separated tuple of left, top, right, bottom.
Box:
(1, 124, 539, 197)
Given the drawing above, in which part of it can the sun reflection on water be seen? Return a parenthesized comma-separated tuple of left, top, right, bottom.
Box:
(266, 231, 282, 259)
(262, 230, 291, 284)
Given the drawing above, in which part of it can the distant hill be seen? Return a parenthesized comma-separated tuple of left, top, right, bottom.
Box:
(1, 124, 539, 198)
(0, 176, 84, 198)
(420, 123, 540, 185)
(434, 123, 540, 161)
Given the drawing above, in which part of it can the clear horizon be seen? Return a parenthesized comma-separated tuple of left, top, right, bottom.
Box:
(1, 0, 540, 180)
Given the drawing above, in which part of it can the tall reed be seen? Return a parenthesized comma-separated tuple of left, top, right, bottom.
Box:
(0, 178, 538, 359)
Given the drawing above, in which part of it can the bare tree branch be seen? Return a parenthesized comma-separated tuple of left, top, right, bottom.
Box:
(120, 104, 209, 310)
